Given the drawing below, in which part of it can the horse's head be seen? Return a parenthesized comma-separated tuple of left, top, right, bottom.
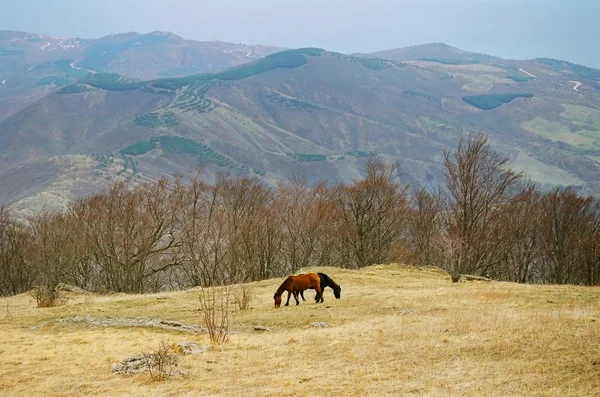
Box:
(334, 285, 341, 299)
(273, 293, 282, 308)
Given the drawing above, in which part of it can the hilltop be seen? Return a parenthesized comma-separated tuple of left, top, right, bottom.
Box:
(2, 32, 600, 215)
(0, 264, 598, 396)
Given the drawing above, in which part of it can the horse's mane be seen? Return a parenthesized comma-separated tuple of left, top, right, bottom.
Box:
(318, 272, 339, 288)
(274, 276, 292, 296)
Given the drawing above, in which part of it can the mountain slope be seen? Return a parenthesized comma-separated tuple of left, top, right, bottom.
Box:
(0, 30, 282, 120)
(2, 45, 600, 215)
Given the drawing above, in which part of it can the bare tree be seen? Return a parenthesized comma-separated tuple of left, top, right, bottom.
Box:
(442, 133, 522, 278)
(83, 180, 182, 293)
(331, 158, 409, 268)
(406, 187, 443, 267)
(0, 206, 35, 296)
(220, 174, 279, 282)
(177, 167, 230, 287)
(275, 174, 334, 273)
(537, 187, 595, 284)
(28, 212, 76, 306)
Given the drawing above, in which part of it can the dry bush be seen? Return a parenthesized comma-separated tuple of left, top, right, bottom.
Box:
(198, 284, 231, 347)
(232, 283, 254, 311)
(29, 285, 68, 308)
(140, 339, 179, 381)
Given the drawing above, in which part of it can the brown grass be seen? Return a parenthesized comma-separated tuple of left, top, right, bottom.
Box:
(0, 264, 598, 396)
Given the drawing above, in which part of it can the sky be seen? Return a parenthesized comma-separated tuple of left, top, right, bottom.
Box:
(2, 0, 599, 68)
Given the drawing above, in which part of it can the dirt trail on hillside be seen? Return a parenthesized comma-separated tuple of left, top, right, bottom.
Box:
(519, 68, 537, 78)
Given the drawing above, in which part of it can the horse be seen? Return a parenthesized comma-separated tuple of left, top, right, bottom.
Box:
(295, 272, 341, 303)
(273, 273, 322, 308)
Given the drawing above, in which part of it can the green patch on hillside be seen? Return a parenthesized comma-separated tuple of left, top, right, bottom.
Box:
(507, 75, 534, 83)
(286, 153, 327, 162)
(150, 136, 235, 167)
(120, 141, 156, 156)
(58, 84, 94, 94)
(345, 151, 377, 158)
(561, 105, 600, 134)
(170, 83, 214, 113)
(83, 73, 145, 91)
(463, 93, 533, 110)
(417, 58, 480, 65)
(134, 111, 179, 128)
(403, 90, 442, 106)
(336, 54, 394, 70)
(521, 117, 595, 146)
(68, 48, 320, 93)
(150, 49, 317, 91)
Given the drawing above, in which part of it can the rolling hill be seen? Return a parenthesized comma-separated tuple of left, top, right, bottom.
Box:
(2, 33, 600, 216)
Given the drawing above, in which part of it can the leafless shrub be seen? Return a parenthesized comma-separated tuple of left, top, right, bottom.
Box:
(198, 284, 231, 347)
(30, 285, 68, 308)
(139, 339, 179, 381)
(232, 283, 254, 311)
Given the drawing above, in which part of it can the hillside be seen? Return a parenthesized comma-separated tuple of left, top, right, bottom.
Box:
(0, 30, 282, 120)
(3, 40, 600, 215)
(0, 264, 598, 396)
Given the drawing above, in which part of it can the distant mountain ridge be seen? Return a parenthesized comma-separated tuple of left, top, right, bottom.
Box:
(2, 31, 600, 217)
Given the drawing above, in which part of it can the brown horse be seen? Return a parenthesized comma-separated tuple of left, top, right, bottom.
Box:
(273, 273, 323, 308)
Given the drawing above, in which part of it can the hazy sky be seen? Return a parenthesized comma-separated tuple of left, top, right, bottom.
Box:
(3, 0, 599, 67)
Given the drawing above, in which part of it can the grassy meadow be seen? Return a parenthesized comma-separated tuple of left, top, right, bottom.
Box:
(0, 264, 598, 396)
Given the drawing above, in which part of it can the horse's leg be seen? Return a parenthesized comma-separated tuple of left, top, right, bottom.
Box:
(300, 290, 306, 301)
(293, 290, 302, 303)
(314, 286, 324, 302)
(315, 285, 324, 303)
(285, 291, 292, 306)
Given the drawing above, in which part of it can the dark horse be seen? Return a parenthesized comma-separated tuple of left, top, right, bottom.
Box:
(295, 272, 341, 303)
(273, 273, 322, 308)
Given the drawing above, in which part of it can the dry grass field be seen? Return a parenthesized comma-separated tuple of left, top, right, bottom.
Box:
(0, 264, 598, 396)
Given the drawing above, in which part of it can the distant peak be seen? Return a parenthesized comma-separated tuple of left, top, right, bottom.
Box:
(148, 31, 183, 40)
